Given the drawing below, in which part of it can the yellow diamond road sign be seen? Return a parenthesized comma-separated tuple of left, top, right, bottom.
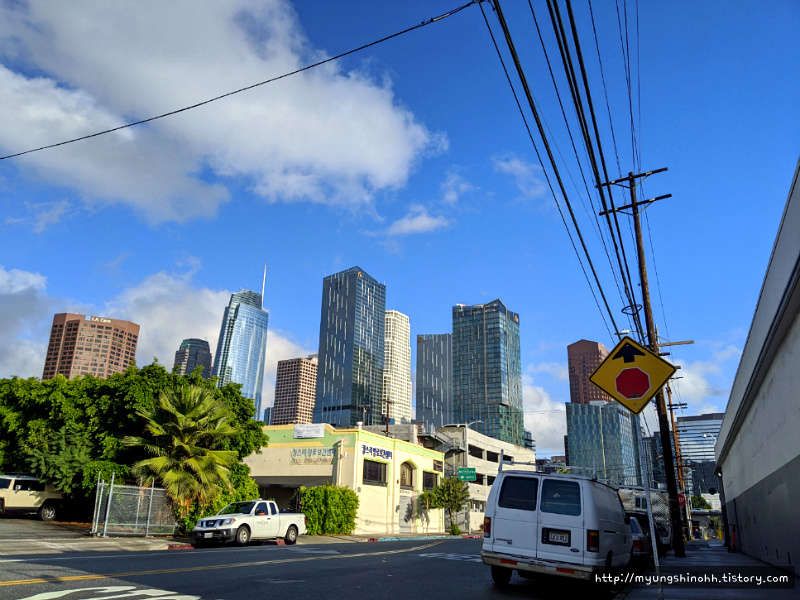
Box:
(589, 336, 676, 414)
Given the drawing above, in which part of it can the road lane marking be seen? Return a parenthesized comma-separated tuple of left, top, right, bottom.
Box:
(0, 541, 442, 587)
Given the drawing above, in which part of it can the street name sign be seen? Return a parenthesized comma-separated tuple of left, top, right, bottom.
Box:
(458, 467, 476, 482)
(589, 336, 676, 414)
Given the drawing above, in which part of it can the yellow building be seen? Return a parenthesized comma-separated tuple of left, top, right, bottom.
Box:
(245, 424, 446, 535)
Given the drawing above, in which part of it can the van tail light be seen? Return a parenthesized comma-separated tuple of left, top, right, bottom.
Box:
(587, 529, 600, 552)
(484, 517, 491, 538)
(633, 539, 644, 551)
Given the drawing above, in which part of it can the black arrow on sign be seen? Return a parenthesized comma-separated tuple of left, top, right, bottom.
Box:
(613, 342, 646, 364)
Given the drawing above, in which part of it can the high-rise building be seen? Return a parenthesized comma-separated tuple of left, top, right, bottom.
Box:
(567, 339, 613, 404)
(565, 400, 641, 486)
(383, 310, 412, 424)
(676, 413, 724, 496)
(212, 290, 269, 417)
(173, 338, 213, 378)
(42, 313, 139, 380)
(415, 333, 452, 429)
(314, 266, 386, 427)
(273, 355, 318, 425)
(451, 299, 524, 446)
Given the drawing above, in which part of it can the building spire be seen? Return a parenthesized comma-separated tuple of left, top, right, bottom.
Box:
(261, 262, 267, 309)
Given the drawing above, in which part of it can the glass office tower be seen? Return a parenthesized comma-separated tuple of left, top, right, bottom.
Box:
(314, 267, 386, 427)
(212, 290, 269, 417)
(173, 338, 213, 378)
(676, 413, 724, 496)
(451, 299, 524, 445)
(415, 333, 452, 430)
(565, 400, 641, 486)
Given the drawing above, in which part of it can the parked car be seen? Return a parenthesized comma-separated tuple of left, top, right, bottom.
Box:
(628, 515, 650, 560)
(626, 510, 669, 556)
(193, 500, 307, 547)
(0, 474, 64, 521)
(482, 468, 631, 587)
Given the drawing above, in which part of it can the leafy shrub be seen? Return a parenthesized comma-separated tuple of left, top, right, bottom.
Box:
(449, 522, 461, 536)
(299, 484, 359, 535)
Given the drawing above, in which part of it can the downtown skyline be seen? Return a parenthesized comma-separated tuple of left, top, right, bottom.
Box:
(2, 1, 798, 456)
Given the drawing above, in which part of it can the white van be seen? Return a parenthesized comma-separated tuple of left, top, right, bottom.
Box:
(481, 469, 631, 586)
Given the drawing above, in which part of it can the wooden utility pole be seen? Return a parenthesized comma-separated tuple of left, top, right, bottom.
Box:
(383, 398, 394, 436)
(599, 167, 686, 558)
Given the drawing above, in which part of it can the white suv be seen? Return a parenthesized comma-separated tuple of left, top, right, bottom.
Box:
(0, 474, 64, 521)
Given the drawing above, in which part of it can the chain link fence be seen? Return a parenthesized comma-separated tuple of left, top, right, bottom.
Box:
(91, 476, 178, 537)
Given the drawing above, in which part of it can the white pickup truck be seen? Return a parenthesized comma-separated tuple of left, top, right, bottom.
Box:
(192, 499, 307, 547)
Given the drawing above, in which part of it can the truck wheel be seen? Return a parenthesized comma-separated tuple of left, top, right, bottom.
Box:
(491, 566, 512, 587)
(284, 526, 298, 545)
(235, 526, 251, 546)
(39, 505, 57, 521)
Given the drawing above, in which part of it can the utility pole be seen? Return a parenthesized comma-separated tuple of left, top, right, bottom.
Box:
(599, 167, 686, 558)
(383, 398, 394, 436)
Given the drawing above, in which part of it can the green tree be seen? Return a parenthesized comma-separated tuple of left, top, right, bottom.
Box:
(431, 477, 470, 535)
(122, 384, 240, 516)
(418, 490, 435, 534)
(691, 495, 711, 509)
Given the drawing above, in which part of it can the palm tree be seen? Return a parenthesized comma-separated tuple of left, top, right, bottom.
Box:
(122, 384, 239, 515)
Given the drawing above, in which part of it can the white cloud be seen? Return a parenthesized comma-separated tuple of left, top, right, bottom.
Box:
(385, 205, 449, 236)
(527, 361, 568, 381)
(0, 0, 445, 222)
(493, 154, 547, 203)
(522, 373, 567, 457)
(441, 171, 474, 205)
(0, 266, 52, 378)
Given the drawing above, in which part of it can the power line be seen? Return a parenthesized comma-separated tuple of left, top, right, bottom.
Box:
(0, 0, 481, 162)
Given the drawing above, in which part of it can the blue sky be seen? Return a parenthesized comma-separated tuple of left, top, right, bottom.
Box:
(1, 1, 798, 457)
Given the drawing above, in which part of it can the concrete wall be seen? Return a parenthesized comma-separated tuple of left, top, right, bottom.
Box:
(717, 157, 800, 569)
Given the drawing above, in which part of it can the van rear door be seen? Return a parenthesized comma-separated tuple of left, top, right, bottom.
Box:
(536, 478, 585, 564)
(490, 475, 539, 558)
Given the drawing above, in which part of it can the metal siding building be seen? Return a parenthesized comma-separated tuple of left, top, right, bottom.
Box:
(415, 333, 452, 429)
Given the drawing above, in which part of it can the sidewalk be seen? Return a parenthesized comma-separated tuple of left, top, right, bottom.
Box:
(618, 540, 797, 599)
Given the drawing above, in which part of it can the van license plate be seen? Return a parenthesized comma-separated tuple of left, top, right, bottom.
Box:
(204, 533, 213, 538)
(543, 528, 570, 546)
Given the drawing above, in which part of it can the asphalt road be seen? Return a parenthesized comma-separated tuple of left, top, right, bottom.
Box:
(0, 537, 623, 600)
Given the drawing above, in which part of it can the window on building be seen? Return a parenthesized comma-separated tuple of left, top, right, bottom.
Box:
(400, 462, 414, 488)
(363, 460, 387, 485)
(423, 471, 438, 490)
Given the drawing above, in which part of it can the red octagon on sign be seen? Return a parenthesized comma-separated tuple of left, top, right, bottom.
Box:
(615, 367, 650, 399)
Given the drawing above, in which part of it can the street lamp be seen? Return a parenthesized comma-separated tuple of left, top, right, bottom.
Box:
(703, 433, 717, 444)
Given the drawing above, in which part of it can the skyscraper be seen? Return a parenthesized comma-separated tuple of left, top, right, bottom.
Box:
(314, 266, 386, 427)
(676, 413, 724, 496)
(212, 289, 269, 417)
(383, 310, 412, 424)
(415, 333, 452, 429)
(565, 400, 641, 486)
(567, 339, 613, 404)
(42, 313, 139, 380)
(451, 299, 524, 445)
(173, 338, 213, 378)
(273, 355, 318, 425)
